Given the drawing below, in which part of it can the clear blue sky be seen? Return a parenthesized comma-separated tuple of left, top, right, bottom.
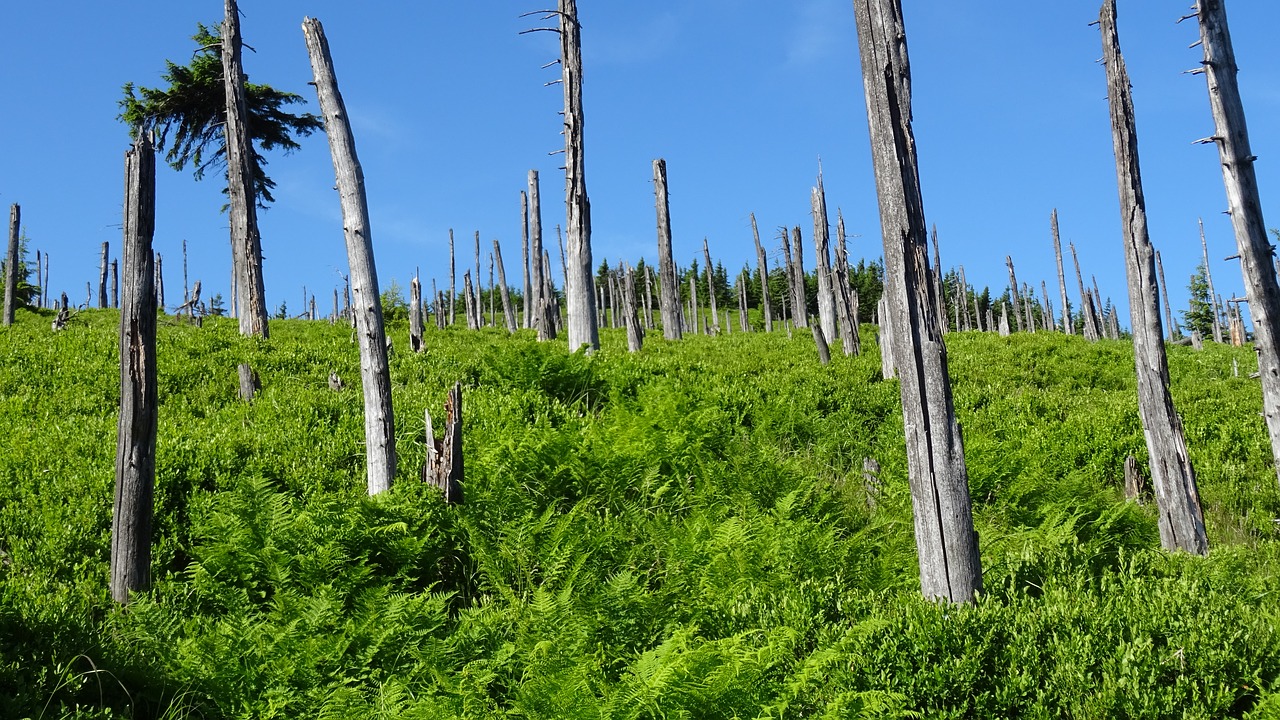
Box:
(3, 1, 1279, 327)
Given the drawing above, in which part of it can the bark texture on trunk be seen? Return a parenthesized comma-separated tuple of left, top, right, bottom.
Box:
(494, 240, 518, 333)
(751, 213, 773, 333)
(521, 190, 532, 329)
(854, 0, 983, 602)
(2, 205, 18, 325)
(304, 16, 397, 495)
(112, 132, 158, 604)
(813, 171, 837, 344)
(559, 0, 598, 352)
(410, 275, 424, 352)
(1100, 0, 1207, 553)
(224, 0, 269, 338)
(654, 159, 682, 340)
(423, 383, 463, 505)
(1052, 210, 1072, 334)
(703, 238, 719, 335)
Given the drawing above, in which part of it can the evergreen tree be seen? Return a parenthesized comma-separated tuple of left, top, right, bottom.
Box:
(1183, 263, 1215, 337)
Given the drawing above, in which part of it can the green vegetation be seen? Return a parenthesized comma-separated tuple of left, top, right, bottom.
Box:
(2, 308, 1279, 718)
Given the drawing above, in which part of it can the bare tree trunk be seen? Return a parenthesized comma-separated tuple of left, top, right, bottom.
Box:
(494, 239, 518, 333)
(410, 275, 424, 352)
(1052, 210, 1072, 334)
(702, 238, 720, 335)
(812, 324, 831, 365)
(877, 295, 895, 379)
(622, 262, 643, 352)
(223, 0, 269, 338)
(558, 0, 598, 352)
(959, 266, 972, 331)
(1070, 243, 1098, 340)
(99, 241, 109, 309)
(1041, 280, 1054, 332)
(835, 210, 859, 355)
(813, 169, 837, 343)
(1194, 0, 1280, 484)
(1198, 219, 1224, 344)
(689, 276, 701, 335)
(521, 190, 532, 329)
(3, 205, 18, 325)
(854, 0, 987, 599)
(1156, 249, 1176, 339)
(751, 213, 773, 333)
(112, 131, 158, 604)
(1006, 256, 1023, 333)
(1100, 0, 1207, 553)
(528, 171, 552, 338)
(463, 272, 478, 330)
(653, 159, 682, 340)
(474, 230, 482, 328)
(155, 254, 164, 311)
(304, 16, 396, 495)
(780, 227, 797, 328)
(738, 271, 751, 333)
(790, 226, 808, 328)
(423, 383, 463, 505)
(111, 259, 119, 309)
(237, 363, 259, 401)
(999, 303, 1010, 337)
(644, 264, 654, 329)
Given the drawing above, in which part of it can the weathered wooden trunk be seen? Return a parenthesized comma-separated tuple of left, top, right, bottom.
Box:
(559, 0, 598, 353)
(654, 159, 682, 340)
(877, 296, 895, 379)
(521, 191, 532, 329)
(494, 240, 518, 333)
(855, 0, 984, 602)
(1100, 0, 1207, 553)
(835, 210, 860, 355)
(448, 229, 457, 327)
(409, 276, 425, 352)
(99, 241, 110, 309)
(1070, 243, 1098, 340)
(1156, 249, 1176, 340)
(812, 324, 831, 366)
(813, 172, 837, 344)
(2, 204, 18, 325)
(224, 0, 269, 338)
(622, 262, 643, 352)
(1195, 0, 1280, 486)
(751, 213, 773, 333)
(238, 363, 260, 401)
(1198, 219, 1224, 344)
(1005, 256, 1023, 333)
(790, 227, 808, 328)
(423, 382, 463, 505)
(702, 238, 720, 335)
(112, 132, 158, 604)
(1052, 210, 1072, 334)
(304, 16, 397, 495)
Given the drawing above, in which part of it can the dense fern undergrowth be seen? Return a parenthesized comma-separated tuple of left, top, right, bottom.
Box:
(2, 309, 1280, 719)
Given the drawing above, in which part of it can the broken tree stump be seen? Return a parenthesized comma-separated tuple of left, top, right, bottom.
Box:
(423, 382, 463, 505)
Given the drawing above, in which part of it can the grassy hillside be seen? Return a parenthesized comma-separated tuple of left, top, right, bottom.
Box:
(2, 309, 1279, 718)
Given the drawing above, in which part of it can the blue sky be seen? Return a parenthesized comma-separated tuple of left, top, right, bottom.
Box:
(3, 1, 1280, 327)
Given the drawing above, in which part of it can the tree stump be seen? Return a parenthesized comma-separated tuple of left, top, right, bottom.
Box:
(423, 382, 463, 505)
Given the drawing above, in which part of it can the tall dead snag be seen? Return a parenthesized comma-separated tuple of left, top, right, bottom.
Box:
(652, 159, 682, 340)
(877, 295, 895, 378)
(702, 238, 720, 335)
(835, 209, 860, 355)
(812, 325, 831, 365)
(1194, 0, 1280, 483)
(224, 0, 269, 338)
(1005, 256, 1023, 333)
(304, 16, 396, 495)
(751, 213, 773, 332)
(738, 271, 751, 333)
(520, 190, 532, 329)
(554, 0, 598, 352)
(155, 254, 165, 310)
(1199, 219, 1224, 343)
(622, 262, 643, 352)
(813, 169, 837, 344)
(779, 228, 797, 327)
(448, 229, 457, 326)
(1100, 0, 1207, 554)
(494, 240, 518, 333)
(463, 272, 478, 330)
(1156, 250, 1176, 339)
(3, 204, 18, 326)
(111, 260, 119, 309)
(1052, 210, 1072, 334)
(99, 242, 110, 309)
(423, 382, 463, 505)
(409, 275, 425, 352)
(112, 131, 158, 604)
(1071, 242, 1099, 340)
(853, 0, 983, 602)
(790, 226, 809, 328)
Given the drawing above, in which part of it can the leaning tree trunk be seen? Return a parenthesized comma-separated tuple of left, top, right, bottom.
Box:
(1071, 242, 1098, 340)
(1052, 209, 1072, 334)
(1198, 219, 1224, 344)
(1005, 256, 1023, 333)
(2, 204, 18, 326)
(751, 213, 773, 332)
(224, 0, 269, 338)
(494, 239, 518, 333)
(1100, 0, 1207, 554)
(409, 275, 424, 352)
(835, 209, 860, 355)
(559, 0, 598, 352)
(702, 238, 719, 335)
(304, 16, 396, 495)
(653, 159, 682, 340)
(853, 0, 983, 602)
(112, 131, 158, 604)
(813, 170, 837, 344)
(1156, 249, 1176, 340)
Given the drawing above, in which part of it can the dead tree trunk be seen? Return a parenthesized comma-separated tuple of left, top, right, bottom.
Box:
(99, 241, 109, 309)
(557, 0, 598, 352)
(474, 231, 482, 328)
(999, 303, 1011, 337)
(111, 259, 119, 309)
(751, 213, 773, 332)
(1194, 0, 1280, 485)
(1041, 280, 1054, 331)
(813, 169, 837, 343)
(1006, 256, 1023, 333)
(877, 295, 895, 379)
(689, 275, 701, 335)
(528, 171, 552, 338)
(463, 272, 478, 331)
(654, 159, 682, 340)
(423, 382, 463, 505)
(237, 363, 260, 401)
(812, 324, 831, 365)
(304, 16, 397, 495)
(2, 205, 18, 326)
(931, 227, 945, 333)
(409, 275, 424, 352)
(622, 262, 643, 352)
(738, 271, 751, 333)
(1071, 242, 1099, 340)
(1199, 219, 1224, 344)
(155, 254, 165, 311)
(112, 131, 158, 604)
(494, 239, 518, 333)
(702, 238, 719, 335)
(1052, 209, 1072, 334)
(1156, 249, 1176, 339)
(224, 0, 269, 339)
(1100, 0, 1207, 554)
(448, 229, 457, 327)
(521, 190, 532, 329)
(835, 210, 860, 355)
(790, 226, 808, 328)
